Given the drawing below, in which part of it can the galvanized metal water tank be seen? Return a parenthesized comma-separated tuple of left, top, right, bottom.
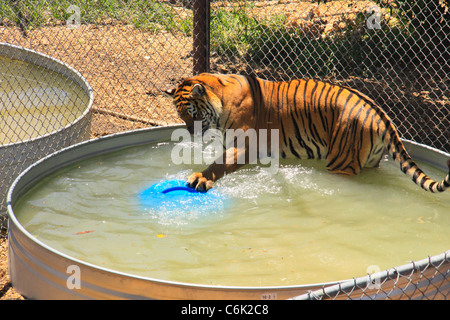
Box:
(0, 43, 93, 218)
(7, 125, 450, 299)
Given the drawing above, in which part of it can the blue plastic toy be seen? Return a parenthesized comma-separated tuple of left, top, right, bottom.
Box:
(139, 179, 228, 215)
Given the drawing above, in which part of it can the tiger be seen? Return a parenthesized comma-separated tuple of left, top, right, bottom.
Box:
(165, 73, 450, 193)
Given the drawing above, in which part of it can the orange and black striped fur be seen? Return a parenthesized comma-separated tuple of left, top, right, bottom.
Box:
(166, 73, 450, 192)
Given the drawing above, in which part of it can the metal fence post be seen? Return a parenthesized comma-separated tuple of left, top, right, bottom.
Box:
(193, 0, 210, 75)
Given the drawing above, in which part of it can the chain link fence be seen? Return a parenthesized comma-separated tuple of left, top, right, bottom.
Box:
(292, 251, 450, 300)
(209, 0, 449, 153)
(1, 0, 449, 299)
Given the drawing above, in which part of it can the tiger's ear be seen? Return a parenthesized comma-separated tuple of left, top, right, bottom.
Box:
(164, 88, 176, 97)
(189, 83, 206, 98)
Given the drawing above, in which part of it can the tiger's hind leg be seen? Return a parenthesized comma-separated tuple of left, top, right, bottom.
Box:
(326, 145, 384, 175)
(325, 152, 362, 176)
(366, 152, 384, 168)
(326, 162, 361, 176)
(325, 139, 378, 175)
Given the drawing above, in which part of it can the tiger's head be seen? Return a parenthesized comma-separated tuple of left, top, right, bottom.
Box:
(165, 78, 223, 135)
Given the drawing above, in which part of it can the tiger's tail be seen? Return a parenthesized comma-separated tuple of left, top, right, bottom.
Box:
(384, 122, 450, 193)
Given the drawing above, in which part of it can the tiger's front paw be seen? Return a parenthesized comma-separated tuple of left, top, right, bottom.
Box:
(187, 172, 213, 192)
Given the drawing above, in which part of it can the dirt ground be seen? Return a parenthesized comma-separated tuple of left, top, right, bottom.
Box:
(0, 233, 22, 299)
(0, 0, 448, 300)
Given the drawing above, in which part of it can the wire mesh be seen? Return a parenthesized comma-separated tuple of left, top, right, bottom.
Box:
(292, 251, 449, 300)
(209, 0, 449, 153)
(0, 43, 92, 223)
(0, 0, 449, 299)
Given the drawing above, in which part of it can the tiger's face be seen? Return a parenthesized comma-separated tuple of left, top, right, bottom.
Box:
(165, 80, 223, 135)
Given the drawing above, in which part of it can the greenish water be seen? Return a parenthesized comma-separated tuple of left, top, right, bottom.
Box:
(0, 55, 89, 145)
(13, 141, 450, 286)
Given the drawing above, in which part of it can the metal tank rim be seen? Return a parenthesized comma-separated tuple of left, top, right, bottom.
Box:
(6, 125, 450, 299)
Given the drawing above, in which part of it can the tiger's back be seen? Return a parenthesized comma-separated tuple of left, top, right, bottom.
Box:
(255, 77, 389, 175)
(167, 73, 450, 192)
